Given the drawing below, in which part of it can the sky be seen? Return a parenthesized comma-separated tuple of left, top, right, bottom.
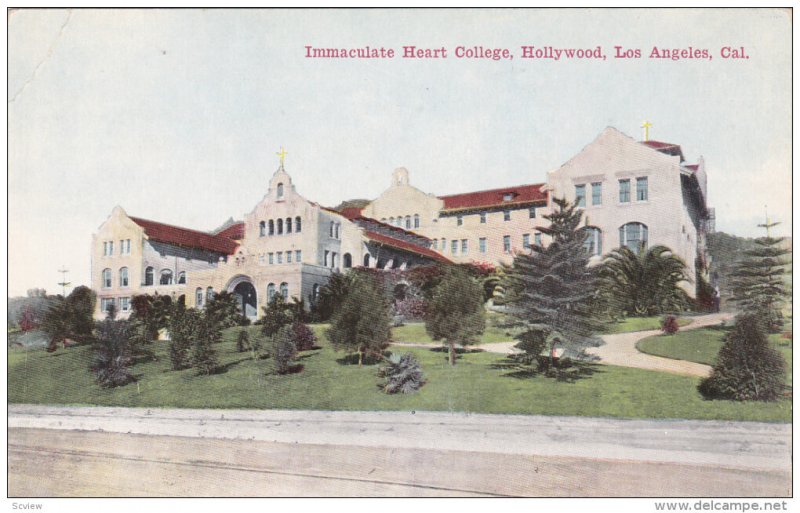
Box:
(7, 8, 792, 297)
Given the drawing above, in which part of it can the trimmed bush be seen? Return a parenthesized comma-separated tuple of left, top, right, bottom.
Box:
(661, 315, 680, 335)
(698, 314, 786, 401)
(290, 322, 317, 352)
(378, 352, 425, 394)
(236, 329, 250, 352)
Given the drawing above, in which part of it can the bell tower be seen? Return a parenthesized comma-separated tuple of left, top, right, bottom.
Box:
(392, 167, 409, 187)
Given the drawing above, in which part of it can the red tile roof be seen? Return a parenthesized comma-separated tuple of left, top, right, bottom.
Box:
(130, 217, 240, 255)
(640, 140, 685, 160)
(339, 207, 364, 220)
(364, 230, 451, 264)
(215, 222, 245, 240)
(685, 164, 699, 172)
(338, 208, 432, 242)
(438, 183, 547, 212)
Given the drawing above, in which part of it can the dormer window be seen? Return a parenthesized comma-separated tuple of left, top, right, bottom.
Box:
(503, 192, 516, 202)
(277, 182, 284, 199)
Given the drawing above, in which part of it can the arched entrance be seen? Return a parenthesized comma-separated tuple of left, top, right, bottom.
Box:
(226, 275, 258, 320)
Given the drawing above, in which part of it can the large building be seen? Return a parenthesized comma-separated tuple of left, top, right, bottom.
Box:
(91, 127, 713, 318)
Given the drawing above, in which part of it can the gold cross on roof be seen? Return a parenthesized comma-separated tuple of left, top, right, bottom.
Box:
(276, 146, 288, 167)
(641, 121, 653, 141)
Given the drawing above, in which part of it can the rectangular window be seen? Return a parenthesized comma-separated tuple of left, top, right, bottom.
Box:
(451, 239, 458, 255)
(503, 235, 511, 253)
(480, 212, 487, 223)
(529, 206, 536, 218)
(575, 184, 586, 207)
(296, 250, 302, 262)
(479, 237, 487, 253)
(522, 234, 530, 248)
(323, 250, 329, 266)
(108, 241, 114, 255)
(461, 239, 468, 254)
(119, 297, 130, 312)
(457, 215, 463, 226)
(619, 179, 631, 203)
(433, 239, 438, 250)
(535, 233, 542, 246)
(592, 182, 602, 205)
(119, 239, 130, 255)
(503, 210, 511, 221)
(259, 254, 265, 264)
(277, 252, 283, 264)
(286, 251, 292, 263)
(100, 298, 114, 313)
(636, 177, 648, 201)
(268, 252, 274, 264)
(103, 242, 108, 256)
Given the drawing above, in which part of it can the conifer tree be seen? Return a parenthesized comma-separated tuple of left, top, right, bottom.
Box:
(192, 314, 220, 375)
(168, 306, 198, 370)
(502, 197, 604, 361)
(729, 218, 790, 333)
(425, 266, 485, 365)
(327, 273, 391, 367)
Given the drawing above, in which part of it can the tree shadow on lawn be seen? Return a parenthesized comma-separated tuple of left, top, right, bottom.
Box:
(489, 355, 603, 383)
(428, 346, 485, 363)
(336, 350, 391, 366)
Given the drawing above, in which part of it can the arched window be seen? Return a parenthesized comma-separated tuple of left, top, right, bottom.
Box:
(295, 216, 302, 233)
(396, 216, 402, 227)
(144, 266, 154, 286)
(268, 220, 275, 236)
(196, 287, 204, 307)
(177, 271, 186, 284)
(405, 216, 411, 229)
(280, 282, 288, 300)
(619, 222, 648, 255)
(331, 252, 338, 268)
(335, 223, 340, 239)
(267, 283, 276, 302)
(582, 227, 603, 256)
(414, 214, 420, 228)
(102, 268, 112, 288)
(286, 217, 292, 233)
(363, 254, 371, 267)
(259, 221, 266, 237)
(206, 287, 214, 302)
(277, 182, 284, 199)
(389, 217, 395, 225)
(329, 221, 335, 237)
(277, 218, 283, 235)
(343, 253, 352, 268)
(119, 267, 129, 287)
(160, 269, 174, 285)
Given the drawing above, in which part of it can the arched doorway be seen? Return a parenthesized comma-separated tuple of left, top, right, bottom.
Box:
(227, 275, 258, 320)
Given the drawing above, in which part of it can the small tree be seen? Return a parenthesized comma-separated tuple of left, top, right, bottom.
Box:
(41, 296, 71, 352)
(327, 274, 391, 366)
(192, 314, 220, 375)
(729, 219, 790, 333)
(236, 329, 251, 352)
(425, 266, 485, 365)
(64, 286, 97, 343)
(90, 318, 136, 388)
(502, 198, 605, 363)
(699, 314, 786, 401)
(312, 271, 354, 321)
(378, 352, 426, 394)
(661, 315, 680, 335)
(291, 321, 317, 351)
(205, 291, 244, 330)
(18, 306, 37, 332)
(131, 294, 171, 341)
(168, 307, 198, 370)
(260, 295, 297, 337)
(271, 324, 297, 374)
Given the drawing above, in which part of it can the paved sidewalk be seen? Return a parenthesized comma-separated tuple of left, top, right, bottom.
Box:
(586, 312, 733, 377)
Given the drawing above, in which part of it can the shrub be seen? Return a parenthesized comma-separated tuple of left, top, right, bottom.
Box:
(271, 325, 298, 374)
(90, 319, 136, 388)
(378, 352, 425, 394)
(394, 297, 427, 320)
(236, 329, 251, 352)
(291, 322, 317, 351)
(661, 315, 680, 335)
(698, 314, 786, 401)
(192, 315, 221, 375)
(168, 308, 199, 370)
(261, 295, 297, 337)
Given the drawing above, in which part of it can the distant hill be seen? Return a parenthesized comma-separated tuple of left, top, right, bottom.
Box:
(331, 199, 370, 212)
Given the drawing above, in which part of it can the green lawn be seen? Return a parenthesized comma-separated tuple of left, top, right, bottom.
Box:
(602, 316, 693, 334)
(7, 324, 790, 422)
(637, 327, 793, 387)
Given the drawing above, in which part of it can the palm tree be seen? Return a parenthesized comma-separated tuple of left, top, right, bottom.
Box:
(598, 245, 691, 317)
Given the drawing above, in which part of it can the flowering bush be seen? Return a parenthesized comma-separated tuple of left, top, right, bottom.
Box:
(661, 315, 680, 335)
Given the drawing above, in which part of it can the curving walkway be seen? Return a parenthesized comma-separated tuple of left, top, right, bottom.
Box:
(585, 312, 733, 378)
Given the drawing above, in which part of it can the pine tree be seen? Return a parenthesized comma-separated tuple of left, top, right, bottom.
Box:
(698, 314, 786, 401)
(502, 197, 604, 362)
(192, 314, 220, 375)
(327, 273, 391, 367)
(168, 306, 198, 370)
(425, 266, 485, 365)
(729, 219, 789, 333)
